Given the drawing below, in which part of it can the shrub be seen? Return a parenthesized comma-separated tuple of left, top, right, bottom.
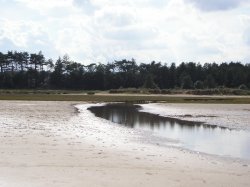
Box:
(87, 91, 95, 95)
(239, 84, 248, 90)
(148, 89, 161, 94)
(109, 89, 120, 93)
(194, 80, 204, 89)
(161, 89, 171, 94)
(109, 88, 140, 94)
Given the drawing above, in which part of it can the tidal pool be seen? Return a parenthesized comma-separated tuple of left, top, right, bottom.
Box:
(88, 103, 250, 160)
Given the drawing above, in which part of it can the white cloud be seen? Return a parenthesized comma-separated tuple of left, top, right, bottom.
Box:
(241, 15, 250, 46)
(104, 26, 157, 41)
(15, 0, 73, 10)
(0, 18, 57, 57)
(186, 0, 250, 11)
(0, 0, 250, 64)
(0, 37, 18, 51)
(95, 7, 137, 27)
(73, 0, 97, 14)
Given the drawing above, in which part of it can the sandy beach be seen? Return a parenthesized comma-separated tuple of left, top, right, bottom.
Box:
(0, 101, 249, 187)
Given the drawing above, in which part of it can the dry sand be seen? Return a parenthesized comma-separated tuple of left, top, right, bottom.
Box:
(0, 101, 249, 187)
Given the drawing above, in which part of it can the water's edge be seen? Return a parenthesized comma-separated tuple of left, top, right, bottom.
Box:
(86, 103, 250, 161)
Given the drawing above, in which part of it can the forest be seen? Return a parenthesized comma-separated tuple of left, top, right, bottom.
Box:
(0, 51, 250, 91)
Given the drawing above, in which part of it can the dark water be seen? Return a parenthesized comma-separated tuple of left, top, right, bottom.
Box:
(88, 103, 250, 160)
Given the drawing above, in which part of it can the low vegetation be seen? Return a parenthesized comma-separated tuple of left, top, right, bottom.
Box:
(0, 89, 250, 104)
(109, 88, 250, 95)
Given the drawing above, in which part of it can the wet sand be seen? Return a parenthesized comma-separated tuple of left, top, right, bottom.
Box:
(0, 101, 249, 187)
(140, 103, 250, 130)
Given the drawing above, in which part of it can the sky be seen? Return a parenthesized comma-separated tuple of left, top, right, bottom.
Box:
(0, 0, 250, 64)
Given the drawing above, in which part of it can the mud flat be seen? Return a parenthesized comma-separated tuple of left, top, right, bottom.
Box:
(0, 101, 249, 187)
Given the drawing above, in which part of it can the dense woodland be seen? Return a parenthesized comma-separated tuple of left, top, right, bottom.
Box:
(0, 51, 250, 90)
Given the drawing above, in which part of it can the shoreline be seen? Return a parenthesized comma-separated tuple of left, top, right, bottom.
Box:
(80, 103, 250, 163)
(0, 101, 249, 186)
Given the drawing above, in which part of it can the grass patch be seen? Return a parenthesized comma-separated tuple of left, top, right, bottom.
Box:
(0, 93, 250, 104)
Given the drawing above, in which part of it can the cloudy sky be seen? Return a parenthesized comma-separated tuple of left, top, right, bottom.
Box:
(0, 0, 250, 64)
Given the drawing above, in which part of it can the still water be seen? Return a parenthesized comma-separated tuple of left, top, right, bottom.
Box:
(88, 103, 250, 160)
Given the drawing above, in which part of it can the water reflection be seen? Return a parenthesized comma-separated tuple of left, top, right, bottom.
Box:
(88, 103, 250, 160)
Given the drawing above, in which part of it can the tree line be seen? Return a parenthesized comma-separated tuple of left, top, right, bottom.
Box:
(0, 50, 249, 90)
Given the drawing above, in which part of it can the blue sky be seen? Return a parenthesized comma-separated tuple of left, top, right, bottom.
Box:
(0, 0, 250, 64)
